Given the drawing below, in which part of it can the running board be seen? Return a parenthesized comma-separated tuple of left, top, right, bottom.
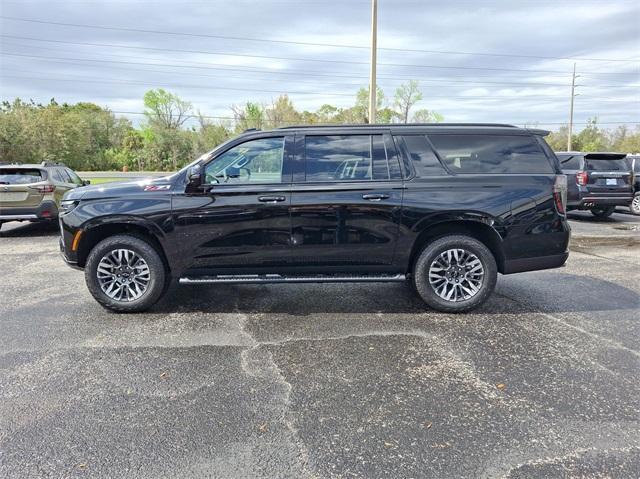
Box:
(179, 273, 406, 285)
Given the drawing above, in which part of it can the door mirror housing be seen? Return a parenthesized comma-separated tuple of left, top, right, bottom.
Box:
(82, 179, 91, 186)
(187, 164, 202, 187)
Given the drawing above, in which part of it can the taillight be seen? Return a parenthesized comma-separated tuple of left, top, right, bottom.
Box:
(553, 175, 567, 215)
(576, 171, 588, 186)
(29, 184, 56, 193)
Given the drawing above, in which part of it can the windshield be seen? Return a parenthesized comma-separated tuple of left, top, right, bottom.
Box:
(584, 159, 629, 171)
(0, 169, 44, 184)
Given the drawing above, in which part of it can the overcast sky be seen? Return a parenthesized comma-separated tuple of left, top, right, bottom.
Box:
(0, 0, 638, 129)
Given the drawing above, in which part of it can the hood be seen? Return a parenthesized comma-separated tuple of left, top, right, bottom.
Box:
(63, 175, 176, 201)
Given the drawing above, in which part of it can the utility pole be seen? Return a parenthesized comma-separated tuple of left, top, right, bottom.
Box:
(368, 0, 378, 124)
(567, 63, 577, 151)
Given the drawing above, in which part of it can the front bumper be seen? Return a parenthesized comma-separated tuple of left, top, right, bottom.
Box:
(59, 236, 82, 270)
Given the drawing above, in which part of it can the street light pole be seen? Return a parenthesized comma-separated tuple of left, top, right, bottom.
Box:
(567, 63, 576, 151)
(368, 0, 378, 124)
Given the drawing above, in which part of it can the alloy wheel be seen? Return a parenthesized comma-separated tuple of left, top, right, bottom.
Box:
(631, 195, 640, 215)
(96, 248, 151, 301)
(428, 248, 484, 302)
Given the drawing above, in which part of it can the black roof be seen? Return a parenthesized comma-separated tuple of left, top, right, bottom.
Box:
(276, 122, 518, 130)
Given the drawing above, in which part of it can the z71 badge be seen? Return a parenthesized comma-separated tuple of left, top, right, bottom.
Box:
(143, 184, 171, 191)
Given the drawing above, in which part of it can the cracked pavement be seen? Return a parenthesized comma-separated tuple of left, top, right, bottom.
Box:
(1, 214, 639, 478)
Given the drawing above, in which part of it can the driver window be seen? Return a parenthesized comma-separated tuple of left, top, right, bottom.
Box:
(204, 137, 285, 185)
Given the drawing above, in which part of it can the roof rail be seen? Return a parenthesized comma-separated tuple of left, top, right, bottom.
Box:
(40, 161, 67, 167)
(243, 128, 261, 133)
(276, 123, 518, 129)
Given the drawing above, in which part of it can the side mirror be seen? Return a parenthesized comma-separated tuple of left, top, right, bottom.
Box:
(82, 179, 91, 186)
(187, 164, 202, 187)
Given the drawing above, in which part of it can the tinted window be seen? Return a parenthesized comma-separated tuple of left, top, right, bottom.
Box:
(305, 135, 390, 182)
(50, 169, 64, 182)
(204, 137, 284, 184)
(557, 154, 581, 170)
(429, 134, 554, 174)
(66, 168, 84, 185)
(0, 169, 43, 184)
(400, 135, 447, 176)
(584, 159, 629, 171)
(56, 168, 72, 183)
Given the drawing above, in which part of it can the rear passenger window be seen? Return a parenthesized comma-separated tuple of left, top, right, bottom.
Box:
(305, 135, 392, 182)
(429, 134, 554, 174)
(558, 154, 581, 170)
(399, 135, 447, 177)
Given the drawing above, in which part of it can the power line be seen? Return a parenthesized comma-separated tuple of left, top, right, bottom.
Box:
(3, 73, 637, 103)
(4, 35, 639, 87)
(1, 16, 638, 64)
(99, 111, 640, 126)
(3, 51, 639, 92)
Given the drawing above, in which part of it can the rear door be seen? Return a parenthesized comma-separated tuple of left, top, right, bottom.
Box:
(583, 153, 633, 197)
(0, 168, 47, 211)
(289, 131, 404, 270)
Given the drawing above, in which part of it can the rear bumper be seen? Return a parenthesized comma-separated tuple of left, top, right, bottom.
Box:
(568, 195, 633, 209)
(0, 201, 59, 221)
(502, 252, 569, 274)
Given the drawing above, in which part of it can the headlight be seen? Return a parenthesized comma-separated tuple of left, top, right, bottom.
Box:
(60, 199, 79, 213)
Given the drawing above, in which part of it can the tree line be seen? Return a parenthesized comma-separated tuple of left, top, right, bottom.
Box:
(0, 82, 637, 172)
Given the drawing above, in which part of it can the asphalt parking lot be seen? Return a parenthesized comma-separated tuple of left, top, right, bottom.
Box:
(1, 212, 639, 478)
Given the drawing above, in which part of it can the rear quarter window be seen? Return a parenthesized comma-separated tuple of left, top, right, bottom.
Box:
(0, 169, 44, 184)
(428, 134, 555, 174)
(557, 154, 581, 170)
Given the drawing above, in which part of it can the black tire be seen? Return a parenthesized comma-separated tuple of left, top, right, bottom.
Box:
(630, 194, 640, 216)
(590, 206, 615, 218)
(412, 235, 497, 313)
(85, 234, 166, 313)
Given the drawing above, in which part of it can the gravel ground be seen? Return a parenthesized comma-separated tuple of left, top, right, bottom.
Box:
(0, 213, 638, 478)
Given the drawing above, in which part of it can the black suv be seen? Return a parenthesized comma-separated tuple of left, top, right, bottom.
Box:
(59, 124, 570, 313)
(555, 151, 633, 218)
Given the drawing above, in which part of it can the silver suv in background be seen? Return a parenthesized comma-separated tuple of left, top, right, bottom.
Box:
(0, 161, 88, 231)
(556, 152, 633, 218)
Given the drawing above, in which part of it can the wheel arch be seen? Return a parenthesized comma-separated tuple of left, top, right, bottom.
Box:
(76, 218, 170, 273)
(408, 220, 506, 274)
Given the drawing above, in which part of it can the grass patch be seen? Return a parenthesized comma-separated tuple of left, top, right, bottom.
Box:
(82, 177, 127, 185)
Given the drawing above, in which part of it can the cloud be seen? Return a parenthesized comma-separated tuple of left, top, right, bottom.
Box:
(1, 0, 638, 129)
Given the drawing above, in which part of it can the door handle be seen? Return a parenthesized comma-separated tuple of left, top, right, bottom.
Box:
(258, 195, 286, 203)
(362, 193, 390, 201)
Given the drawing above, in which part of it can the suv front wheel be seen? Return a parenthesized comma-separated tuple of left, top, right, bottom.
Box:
(85, 234, 166, 313)
(413, 235, 497, 313)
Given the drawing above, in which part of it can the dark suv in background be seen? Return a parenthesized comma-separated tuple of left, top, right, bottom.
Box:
(556, 151, 633, 218)
(0, 161, 88, 230)
(627, 155, 640, 215)
(59, 124, 570, 313)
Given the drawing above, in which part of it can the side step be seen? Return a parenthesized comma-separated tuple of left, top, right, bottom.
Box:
(179, 273, 406, 285)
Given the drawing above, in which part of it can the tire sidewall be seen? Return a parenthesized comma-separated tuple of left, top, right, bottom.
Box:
(631, 194, 640, 216)
(85, 235, 166, 313)
(413, 235, 497, 313)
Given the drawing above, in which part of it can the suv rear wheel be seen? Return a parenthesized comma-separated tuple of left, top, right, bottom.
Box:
(85, 234, 166, 313)
(630, 194, 640, 216)
(413, 235, 497, 313)
(590, 206, 615, 218)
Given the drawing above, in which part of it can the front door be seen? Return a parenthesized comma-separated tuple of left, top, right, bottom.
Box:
(289, 132, 404, 272)
(172, 135, 294, 276)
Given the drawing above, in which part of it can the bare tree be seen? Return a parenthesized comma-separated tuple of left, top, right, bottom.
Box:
(394, 80, 423, 123)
